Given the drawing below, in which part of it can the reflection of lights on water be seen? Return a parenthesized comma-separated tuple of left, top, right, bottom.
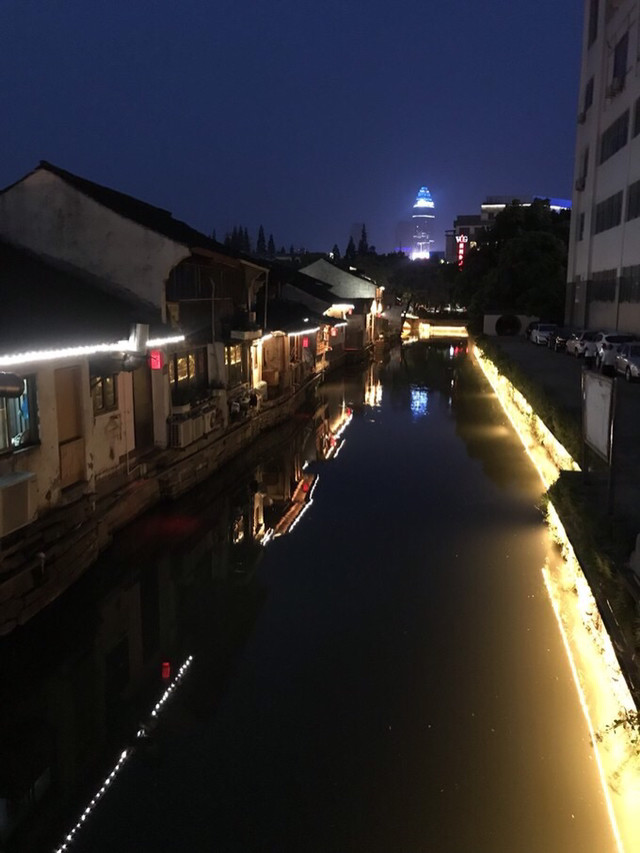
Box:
(473, 345, 579, 487)
(326, 409, 353, 460)
(284, 475, 320, 535)
(261, 528, 275, 547)
(473, 345, 639, 851)
(333, 439, 347, 459)
(54, 656, 195, 853)
(364, 380, 383, 408)
(410, 387, 428, 417)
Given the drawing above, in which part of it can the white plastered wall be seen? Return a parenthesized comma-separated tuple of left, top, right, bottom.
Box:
(0, 170, 190, 317)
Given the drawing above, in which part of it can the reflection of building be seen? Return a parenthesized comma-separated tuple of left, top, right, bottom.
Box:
(566, 0, 640, 333)
(410, 187, 435, 260)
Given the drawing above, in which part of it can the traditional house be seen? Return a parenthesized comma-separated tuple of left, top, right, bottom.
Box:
(260, 263, 351, 373)
(0, 240, 181, 537)
(0, 161, 269, 450)
(298, 258, 383, 355)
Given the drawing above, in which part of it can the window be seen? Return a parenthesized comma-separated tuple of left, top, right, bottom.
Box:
(578, 212, 586, 241)
(168, 348, 208, 397)
(580, 146, 589, 180)
(584, 76, 594, 113)
(599, 110, 629, 163)
(594, 190, 623, 233)
(91, 374, 118, 415)
(0, 375, 38, 452)
(613, 31, 629, 83)
(634, 95, 640, 138)
(590, 269, 617, 301)
(588, 0, 599, 46)
(627, 178, 640, 221)
(620, 265, 640, 301)
(224, 344, 245, 387)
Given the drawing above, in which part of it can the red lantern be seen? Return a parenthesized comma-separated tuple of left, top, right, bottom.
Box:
(161, 661, 171, 680)
(302, 336, 309, 348)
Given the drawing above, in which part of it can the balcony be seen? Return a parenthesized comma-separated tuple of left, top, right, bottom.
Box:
(227, 311, 262, 341)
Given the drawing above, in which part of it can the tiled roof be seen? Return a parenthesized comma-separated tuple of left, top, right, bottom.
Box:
(299, 258, 377, 299)
(0, 240, 168, 354)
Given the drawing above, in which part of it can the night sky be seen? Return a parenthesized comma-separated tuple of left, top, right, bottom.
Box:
(2, 1, 583, 254)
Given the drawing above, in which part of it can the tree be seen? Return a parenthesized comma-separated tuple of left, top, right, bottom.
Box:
(358, 224, 369, 255)
(256, 225, 266, 256)
(243, 227, 251, 254)
(345, 236, 356, 260)
(452, 199, 571, 326)
(331, 243, 341, 260)
(267, 234, 275, 258)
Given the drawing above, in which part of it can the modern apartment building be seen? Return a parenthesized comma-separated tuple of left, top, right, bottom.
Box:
(567, 0, 640, 332)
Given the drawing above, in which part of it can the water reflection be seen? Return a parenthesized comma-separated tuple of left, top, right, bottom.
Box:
(0, 342, 594, 853)
(0, 366, 369, 853)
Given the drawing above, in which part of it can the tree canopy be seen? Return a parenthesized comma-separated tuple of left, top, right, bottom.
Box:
(452, 199, 571, 325)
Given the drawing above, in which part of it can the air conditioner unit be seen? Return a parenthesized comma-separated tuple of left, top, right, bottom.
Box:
(577, 111, 586, 124)
(202, 407, 217, 435)
(191, 414, 204, 442)
(575, 176, 586, 191)
(608, 76, 624, 97)
(0, 472, 37, 538)
(169, 418, 194, 448)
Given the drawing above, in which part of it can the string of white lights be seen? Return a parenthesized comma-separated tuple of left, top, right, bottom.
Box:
(0, 335, 185, 368)
(54, 654, 194, 853)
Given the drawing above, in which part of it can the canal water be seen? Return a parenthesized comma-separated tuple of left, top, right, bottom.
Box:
(0, 344, 616, 853)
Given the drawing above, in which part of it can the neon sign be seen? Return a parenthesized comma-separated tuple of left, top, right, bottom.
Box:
(455, 234, 468, 267)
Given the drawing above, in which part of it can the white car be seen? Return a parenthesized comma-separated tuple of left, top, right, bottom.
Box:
(566, 330, 596, 357)
(615, 342, 640, 381)
(594, 332, 635, 368)
(530, 323, 557, 345)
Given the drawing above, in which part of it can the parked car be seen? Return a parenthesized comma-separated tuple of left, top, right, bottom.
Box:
(547, 326, 574, 352)
(615, 342, 640, 381)
(530, 323, 557, 345)
(566, 329, 597, 357)
(594, 332, 636, 368)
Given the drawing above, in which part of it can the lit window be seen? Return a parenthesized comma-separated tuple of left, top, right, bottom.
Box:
(0, 375, 38, 452)
(92, 374, 118, 415)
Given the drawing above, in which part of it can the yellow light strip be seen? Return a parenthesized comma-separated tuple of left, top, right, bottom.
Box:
(541, 563, 625, 853)
(473, 343, 639, 851)
(473, 345, 579, 487)
(419, 323, 469, 338)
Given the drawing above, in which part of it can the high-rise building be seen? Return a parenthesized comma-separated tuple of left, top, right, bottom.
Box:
(410, 186, 435, 260)
(566, 0, 640, 333)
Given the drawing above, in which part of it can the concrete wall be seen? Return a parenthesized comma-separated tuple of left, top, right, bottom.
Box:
(0, 170, 190, 316)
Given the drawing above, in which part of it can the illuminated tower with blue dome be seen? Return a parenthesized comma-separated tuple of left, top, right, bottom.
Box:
(411, 186, 435, 260)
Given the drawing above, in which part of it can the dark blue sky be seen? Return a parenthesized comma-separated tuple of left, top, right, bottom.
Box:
(2, 0, 583, 253)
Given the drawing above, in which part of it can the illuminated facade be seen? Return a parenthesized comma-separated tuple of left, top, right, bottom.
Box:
(411, 186, 435, 260)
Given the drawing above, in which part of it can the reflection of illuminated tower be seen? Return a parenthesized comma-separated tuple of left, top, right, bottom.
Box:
(411, 186, 435, 260)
